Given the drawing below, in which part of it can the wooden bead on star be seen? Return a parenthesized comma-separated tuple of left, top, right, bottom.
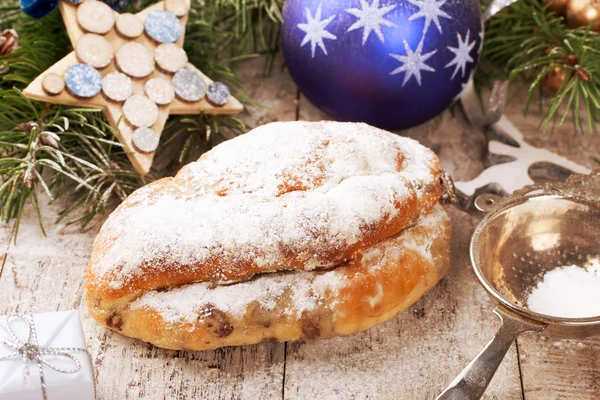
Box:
(77, 0, 115, 34)
(115, 13, 144, 38)
(75, 33, 114, 68)
(42, 73, 65, 96)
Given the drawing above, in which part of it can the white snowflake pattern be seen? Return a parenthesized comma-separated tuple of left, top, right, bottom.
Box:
(389, 40, 437, 86)
(408, 0, 452, 34)
(297, 4, 337, 57)
(345, 0, 396, 45)
(445, 30, 476, 79)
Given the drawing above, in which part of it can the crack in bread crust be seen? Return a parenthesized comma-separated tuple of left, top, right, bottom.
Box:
(88, 205, 451, 350)
(85, 121, 450, 349)
(86, 122, 443, 303)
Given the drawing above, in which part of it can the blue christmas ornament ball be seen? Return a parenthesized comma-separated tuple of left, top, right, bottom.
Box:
(20, 0, 58, 19)
(281, 0, 483, 130)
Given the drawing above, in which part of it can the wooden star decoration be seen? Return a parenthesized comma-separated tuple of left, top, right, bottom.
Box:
(23, 0, 243, 176)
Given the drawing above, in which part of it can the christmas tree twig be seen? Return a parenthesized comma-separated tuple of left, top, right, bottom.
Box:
(478, 0, 600, 134)
(0, 0, 282, 237)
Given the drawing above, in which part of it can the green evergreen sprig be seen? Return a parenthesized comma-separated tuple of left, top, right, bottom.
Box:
(0, 89, 145, 237)
(0, 0, 282, 236)
(478, 0, 600, 134)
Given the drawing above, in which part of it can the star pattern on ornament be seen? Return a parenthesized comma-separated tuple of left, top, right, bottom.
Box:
(345, 0, 396, 45)
(408, 0, 452, 34)
(297, 4, 337, 57)
(389, 40, 437, 86)
(445, 30, 476, 79)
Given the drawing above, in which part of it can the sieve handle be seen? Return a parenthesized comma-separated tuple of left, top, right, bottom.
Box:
(435, 306, 545, 400)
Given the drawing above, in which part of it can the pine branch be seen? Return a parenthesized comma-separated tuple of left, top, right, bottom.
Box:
(478, 0, 600, 134)
(0, 89, 146, 236)
(0, 0, 283, 237)
(0, 8, 70, 84)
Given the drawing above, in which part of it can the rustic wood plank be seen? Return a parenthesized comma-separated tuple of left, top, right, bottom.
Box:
(0, 204, 94, 314)
(234, 57, 299, 128)
(282, 96, 523, 399)
(517, 335, 600, 400)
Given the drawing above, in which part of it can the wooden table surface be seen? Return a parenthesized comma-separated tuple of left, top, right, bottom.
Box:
(1, 58, 599, 399)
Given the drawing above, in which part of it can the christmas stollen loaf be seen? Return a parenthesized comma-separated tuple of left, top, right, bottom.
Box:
(86, 121, 453, 350)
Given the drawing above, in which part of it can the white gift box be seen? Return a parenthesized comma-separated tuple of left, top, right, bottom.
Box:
(0, 310, 95, 400)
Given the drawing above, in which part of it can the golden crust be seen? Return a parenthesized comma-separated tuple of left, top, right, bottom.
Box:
(86, 121, 444, 303)
(87, 205, 451, 350)
(85, 121, 451, 350)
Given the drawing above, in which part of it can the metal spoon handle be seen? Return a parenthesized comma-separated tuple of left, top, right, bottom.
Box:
(436, 306, 545, 400)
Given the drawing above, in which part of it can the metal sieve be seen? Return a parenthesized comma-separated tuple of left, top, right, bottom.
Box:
(437, 170, 600, 400)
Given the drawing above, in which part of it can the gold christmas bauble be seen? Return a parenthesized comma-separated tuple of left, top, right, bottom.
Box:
(566, 0, 600, 31)
(542, 0, 571, 16)
(542, 65, 568, 94)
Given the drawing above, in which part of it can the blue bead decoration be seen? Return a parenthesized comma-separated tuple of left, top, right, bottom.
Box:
(281, 0, 482, 130)
(207, 82, 230, 106)
(144, 10, 181, 44)
(64, 63, 103, 98)
(20, 0, 58, 19)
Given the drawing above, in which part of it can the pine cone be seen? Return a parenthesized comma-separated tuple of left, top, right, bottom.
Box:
(0, 29, 19, 74)
(0, 29, 19, 55)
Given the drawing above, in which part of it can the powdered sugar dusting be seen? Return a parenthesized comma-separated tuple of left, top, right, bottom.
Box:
(95, 174, 412, 283)
(91, 121, 441, 290)
(398, 228, 435, 263)
(129, 205, 448, 324)
(130, 269, 345, 322)
(178, 121, 436, 197)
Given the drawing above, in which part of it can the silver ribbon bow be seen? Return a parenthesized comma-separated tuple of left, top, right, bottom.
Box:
(0, 314, 89, 400)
